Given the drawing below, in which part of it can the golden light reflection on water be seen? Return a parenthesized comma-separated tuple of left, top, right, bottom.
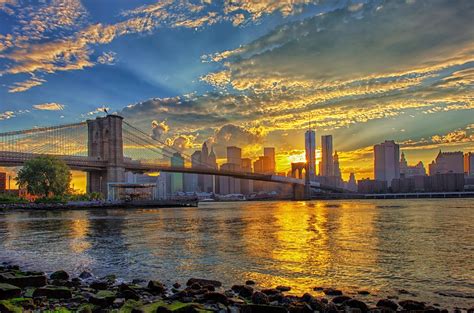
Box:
(239, 201, 379, 295)
(69, 218, 91, 253)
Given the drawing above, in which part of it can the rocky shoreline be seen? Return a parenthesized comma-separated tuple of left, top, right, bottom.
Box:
(0, 264, 472, 313)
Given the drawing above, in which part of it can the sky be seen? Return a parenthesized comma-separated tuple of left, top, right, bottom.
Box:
(1, 0, 473, 182)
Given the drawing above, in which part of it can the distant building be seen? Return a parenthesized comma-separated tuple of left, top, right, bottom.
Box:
(320, 135, 334, 177)
(333, 151, 341, 178)
(219, 163, 241, 194)
(465, 152, 474, 175)
(428, 151, 464, 175)
(156, 172, 170, 199)
(170, 152, 184, 194)
(198, 143, 215, 193)
(240, 158, 253, 195)
(399, 152, 426, 177)
(184, 151, 201, 192)
(253, 156, 271, 174)
(0, 172, 6, 192)
(347, 172, 357, 192)
(358, 179, 387, 194)
(216, 146, 242, 195)
(305, 129, 316, 181)
(264, 147, 276, 173)
(227, 146, 242, 166)
(374, 140, 400, 187)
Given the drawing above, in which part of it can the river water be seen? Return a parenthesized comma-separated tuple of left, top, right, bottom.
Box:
(0, 199, 473, 308)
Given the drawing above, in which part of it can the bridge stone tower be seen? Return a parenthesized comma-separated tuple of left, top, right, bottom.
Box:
(87, 115, 125, 197)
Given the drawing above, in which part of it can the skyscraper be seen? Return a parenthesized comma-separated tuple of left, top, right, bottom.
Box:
(199, 142, 214, 193)
(320, 135, 334, 176)
(464, 152, 474, 175)
(170, 152, 184, 193)
(227, 146, 242, 166)
(333, 150, 341, 179)
(184, 151, 201, 192)
(374, 140, 400, 187)
(305, 129, 316, 181)
(264, 147, 276, 173)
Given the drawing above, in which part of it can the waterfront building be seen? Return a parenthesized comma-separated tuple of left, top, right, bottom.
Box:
(358, 179, 387, 194)
(374, 140, 400, 187)
(320, 135, 334, 177)
(399, 152, 426, 177)
(156, 172, 170, 199)
(264, 147, 276, 173)
(305, 129, 316, 181)
(465, 152, 474, 175)
(208, 147, 217, 192)
(227, 146, 242, 166)
(170, 152, 184, 194)
(428, 151, 464, 175)
(0, 172, 5, 192)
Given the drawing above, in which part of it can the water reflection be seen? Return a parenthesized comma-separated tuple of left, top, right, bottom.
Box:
(0, 199, 472, 308)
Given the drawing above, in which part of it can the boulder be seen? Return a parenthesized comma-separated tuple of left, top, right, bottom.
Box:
(186, 278, 222, 287)
(79, 271, 93, 280)
(398, 300, 425, 310)
(323, 288, 343, 296)
(231, 285, 253, 298)
(0, 283, 21, 300)
(245, 280, 256, 285)
(89, 290, 116, 307)
(376, 299, 398, 310)
(288, 302, 313, 313)
(147, 280, 165, 294)
(118, 289, 140, 301)
(50, 270, 69, 281)
(276, 285, 291, 292)
(344, 299, 368, 313)
(332, 295, 351, 304)
(0, 272, 47, 288)
(261, 288, 281, 296)
(202, 292, 229, 305)
(90, 281, 109, 290)
(33, 286, 72, 299)
(251, 291, 269, 305)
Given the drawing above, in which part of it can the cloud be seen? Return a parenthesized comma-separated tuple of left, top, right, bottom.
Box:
(165, 134, 197, 152)
(8, 76, 46, 93)
(0, 111, 15, 121)
(97, 51, 117, 65)
(151, 120, 169, 140)
(33, 103, 65, 111)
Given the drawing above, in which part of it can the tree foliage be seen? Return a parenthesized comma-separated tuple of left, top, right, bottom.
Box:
(16, 156, 72, 197)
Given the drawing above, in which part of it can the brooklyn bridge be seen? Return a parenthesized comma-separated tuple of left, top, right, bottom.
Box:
(0, 115, 346, 199)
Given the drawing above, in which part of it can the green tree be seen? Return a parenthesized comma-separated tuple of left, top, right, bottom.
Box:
(16, 156, 72, 198)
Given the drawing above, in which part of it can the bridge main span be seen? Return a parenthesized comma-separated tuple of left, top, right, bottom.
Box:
(0, 115, 344, 199)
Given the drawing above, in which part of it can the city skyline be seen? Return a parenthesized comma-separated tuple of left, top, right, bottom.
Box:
(0, 0, 473, 182)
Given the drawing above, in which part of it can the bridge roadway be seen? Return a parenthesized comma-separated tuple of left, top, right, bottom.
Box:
(0, 151, 347, 192)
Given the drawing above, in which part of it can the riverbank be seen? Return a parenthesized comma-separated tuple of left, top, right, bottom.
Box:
(0, 264, 471, 313)
(0, 199, 198, 211)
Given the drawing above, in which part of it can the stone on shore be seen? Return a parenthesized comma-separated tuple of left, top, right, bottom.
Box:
(203, 291, 229, 305)
(147, 280, 165, 294)
(276, 285, 291, 292)
(377, 299, 398, 310)
(79, 271, 93, 280)
(89, 290, 116, 307)
(251, 291, 269, 305)
(331, 295, 351, 304)
(32, 285, 72, 299)
(50, 270, 69, 281)
(186, 278, 222, 288)
(399, 299, 426, 310)
(90, 280, 109, 290)
(0, 272, 47, 288)
(231, 284, 254, 298)
(323, 288, 343, 296)
(344, 299, 368, 312)
(0, 283, 21, 300)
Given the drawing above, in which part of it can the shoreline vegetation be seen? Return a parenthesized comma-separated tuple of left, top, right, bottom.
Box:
(0, 264, 472, 313)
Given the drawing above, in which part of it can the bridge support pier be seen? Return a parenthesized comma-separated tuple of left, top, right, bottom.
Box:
(87, 115, 125, 198)
(293, 184, 309, 200)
